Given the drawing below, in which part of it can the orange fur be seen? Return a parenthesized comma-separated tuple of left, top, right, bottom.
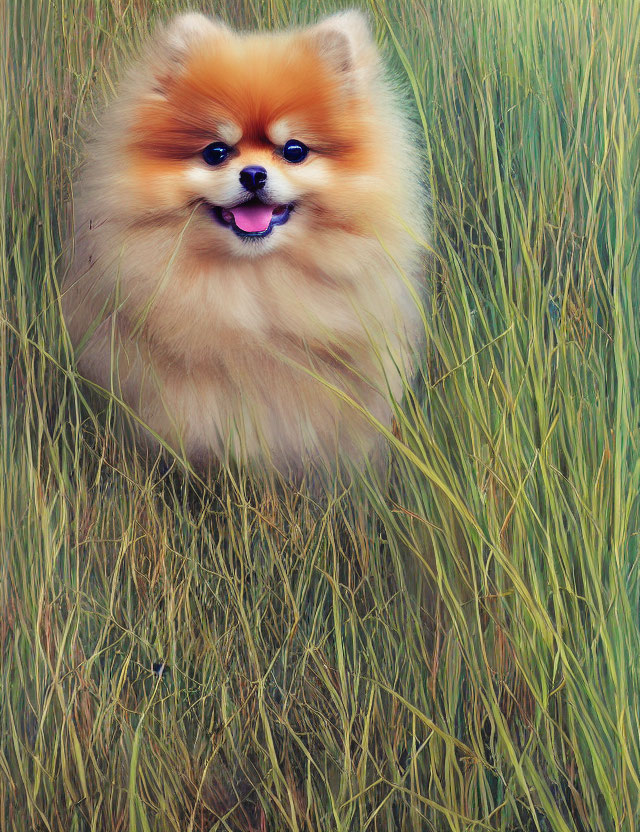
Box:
(63, 11, 430, 476)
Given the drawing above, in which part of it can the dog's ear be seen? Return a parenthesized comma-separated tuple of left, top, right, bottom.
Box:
(160, 12, 230, 57)
(143, 13, 229, 96)
(304, 11, 380, 87)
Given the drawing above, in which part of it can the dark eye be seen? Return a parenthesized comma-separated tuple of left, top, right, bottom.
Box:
(282, 140, 309, 163)
(202, 142, 229, 166)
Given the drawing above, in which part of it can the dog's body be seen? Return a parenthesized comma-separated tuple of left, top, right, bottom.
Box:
(63, 11, 429, 474)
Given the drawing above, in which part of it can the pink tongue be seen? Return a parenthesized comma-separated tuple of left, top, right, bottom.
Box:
(230, 203, 276, 233)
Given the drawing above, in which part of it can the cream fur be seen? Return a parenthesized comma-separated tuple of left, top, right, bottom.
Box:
(62, 11, 430, 475)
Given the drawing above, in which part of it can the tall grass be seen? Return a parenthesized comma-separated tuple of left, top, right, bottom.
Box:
(2, 0, 639, 829)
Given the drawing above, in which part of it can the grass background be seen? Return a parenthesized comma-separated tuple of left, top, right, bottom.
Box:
(2, 0, 640, 829)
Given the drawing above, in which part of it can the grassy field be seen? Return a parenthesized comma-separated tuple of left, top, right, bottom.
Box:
(2, 0, 640, 829)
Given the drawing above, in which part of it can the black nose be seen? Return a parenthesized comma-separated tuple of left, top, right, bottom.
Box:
(239, 165, 267, 192)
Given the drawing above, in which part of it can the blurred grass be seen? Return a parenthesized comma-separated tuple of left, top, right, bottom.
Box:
(2, 0, 640, 829)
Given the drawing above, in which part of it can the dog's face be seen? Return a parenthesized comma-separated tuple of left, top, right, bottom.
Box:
(108, 12, 392, 259)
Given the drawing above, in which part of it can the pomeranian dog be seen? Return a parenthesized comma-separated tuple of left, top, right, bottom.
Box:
(62, 10, 429, 476)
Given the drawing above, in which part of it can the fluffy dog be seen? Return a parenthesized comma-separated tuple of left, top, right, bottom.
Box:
(63, 10, 429, 475)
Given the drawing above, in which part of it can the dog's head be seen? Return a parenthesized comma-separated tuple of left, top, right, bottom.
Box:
(91, 11, 412, 259)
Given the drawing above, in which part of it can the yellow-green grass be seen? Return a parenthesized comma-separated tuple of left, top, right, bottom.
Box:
(2, 0, 639, 829)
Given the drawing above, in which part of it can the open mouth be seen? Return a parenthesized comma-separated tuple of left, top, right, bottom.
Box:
(212, 199, 293, 238)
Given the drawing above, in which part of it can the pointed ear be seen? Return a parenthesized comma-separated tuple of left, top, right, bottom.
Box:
(144, 13, 229, 95)
(153, 12, 229, 64)
(304, 11, 380, 86)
